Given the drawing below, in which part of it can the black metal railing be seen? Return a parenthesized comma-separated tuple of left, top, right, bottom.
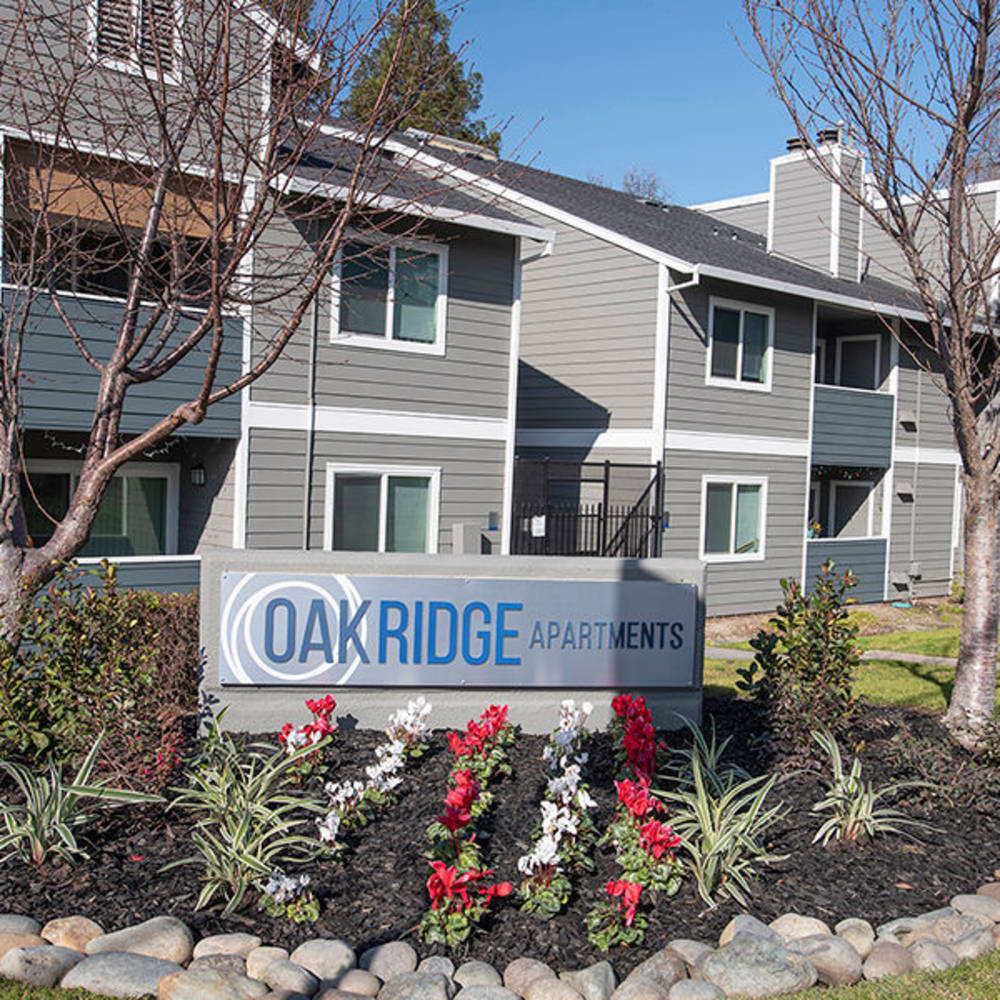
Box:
(511, 460, 664, 558)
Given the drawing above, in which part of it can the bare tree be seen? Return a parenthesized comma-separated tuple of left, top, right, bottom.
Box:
(743, 0, 1000, 746)
(621, 163, 668, 202)
(0, 0, 477, 641)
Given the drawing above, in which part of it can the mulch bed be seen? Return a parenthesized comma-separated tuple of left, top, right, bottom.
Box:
(2, 698, 999, 976)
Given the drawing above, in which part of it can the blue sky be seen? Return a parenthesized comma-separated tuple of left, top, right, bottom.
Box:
(451, 1, 793, 205)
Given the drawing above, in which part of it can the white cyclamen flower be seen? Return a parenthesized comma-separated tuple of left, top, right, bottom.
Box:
(316, 811, 342, 843)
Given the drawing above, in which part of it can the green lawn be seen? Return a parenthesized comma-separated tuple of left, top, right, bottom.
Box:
(0, 984, 117, 1000)
(703, 624, 1000, 711)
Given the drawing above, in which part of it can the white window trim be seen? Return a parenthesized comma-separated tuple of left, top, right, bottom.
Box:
(25, 458, 180, 555)
(322, 462, 441, 553)
(705, 297, 775, 393)
(815, 339, 827, 384)
(829, 479, 876, 539)
(88, 0, 183, 86)
(330, 236, 448, 357)
(834, 334, 882, 390)
(698, 475, 768, 563)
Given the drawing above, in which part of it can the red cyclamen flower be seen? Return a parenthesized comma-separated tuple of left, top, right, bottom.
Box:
(639, 819, 682, 860)
(606, 880, 643, 926)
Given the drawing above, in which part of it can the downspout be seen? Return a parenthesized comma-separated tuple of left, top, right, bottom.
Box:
(301, 295, 318, 549)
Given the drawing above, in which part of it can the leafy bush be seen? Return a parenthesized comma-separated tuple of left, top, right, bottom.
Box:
(811, 728, 936, 845)
(950, 572, 965, 605)
(738, 560, 860, 752)
(0, 562, 199, 789)
(657, 749, 786, 908)
(164, 717, 330, 914)
(0, 734, 162, 866)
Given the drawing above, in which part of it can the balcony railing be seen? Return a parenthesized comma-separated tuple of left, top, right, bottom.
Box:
(78, 554, 201, 593)
(811, 385, 894, 467)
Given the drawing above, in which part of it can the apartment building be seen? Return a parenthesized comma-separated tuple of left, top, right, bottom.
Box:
(388, 130, 966, 614)
(0, 2, 553, 591)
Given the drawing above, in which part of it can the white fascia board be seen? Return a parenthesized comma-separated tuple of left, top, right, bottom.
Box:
(665, 429, 810, 458)
(247, 400, 507, 441)
(694, 263, 926, 322)
(866, 177, 1000, 211)
(688, 192, 770, 211)
(515, 428, 655, 451)
(274, 172, 555, 243)
(893, 445, 961, 465)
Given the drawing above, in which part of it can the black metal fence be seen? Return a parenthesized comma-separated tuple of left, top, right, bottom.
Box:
(511, 459, 664, 558)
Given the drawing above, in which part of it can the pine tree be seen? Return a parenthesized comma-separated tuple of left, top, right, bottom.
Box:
(343, 0, 500, 153)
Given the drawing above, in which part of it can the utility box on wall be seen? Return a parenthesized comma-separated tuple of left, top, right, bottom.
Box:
(199, 549, 706, 733)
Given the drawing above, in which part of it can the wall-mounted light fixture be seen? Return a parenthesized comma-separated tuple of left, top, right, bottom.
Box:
(190, 463, 206, 487)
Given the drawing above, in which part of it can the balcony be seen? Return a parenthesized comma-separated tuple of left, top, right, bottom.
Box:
(811, 385, 894, 467)
(805, 537, 887, 603)
(7, 287, 242, 438)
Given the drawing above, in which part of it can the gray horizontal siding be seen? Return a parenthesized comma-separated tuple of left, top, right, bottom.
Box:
(245, 427, 506, 554)
(667, 277, 813, 439)
(514, 445, 656, 507)
(699, 199, 769, 235)
(837, 160, 863, 280)
(811, 386, 893, 466)
(7, 288, 241, 438)
(804, 538, 886, 604)
(771, 156, 832, 271)
(896, 353, 955, 452)
(889, 461, 957, 598)
(513, 204, 658, 429)
(250, 216, 515, 419)
(78, 557, 200, 593)
(662, 449, 807, 615)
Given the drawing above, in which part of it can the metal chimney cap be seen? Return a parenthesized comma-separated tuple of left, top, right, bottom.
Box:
(786, 136, 808, 152)
(817, 127, 841, 144)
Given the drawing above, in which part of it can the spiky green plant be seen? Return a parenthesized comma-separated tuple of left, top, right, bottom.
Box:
(665, 715, 752, 794)
(163, 718, 330, 914)
(657, 748, 786, 908)
(810, 728, 937, 846)
(0, 734, 162, 866)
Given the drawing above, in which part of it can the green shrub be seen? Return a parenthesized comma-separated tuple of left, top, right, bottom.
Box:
(164, 717, 331, 914)
(949, 572, 964, 605)
(811, 728, 936, 845)
(0, 562, 199, 789)
(0, 734, 162, 867)
(738, 560, 860, 752)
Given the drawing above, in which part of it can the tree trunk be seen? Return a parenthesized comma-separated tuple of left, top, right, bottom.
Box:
(0, 538, 27, 650)
(944, 474, 1000, 747)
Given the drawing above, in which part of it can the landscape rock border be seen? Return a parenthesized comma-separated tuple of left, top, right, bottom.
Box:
(5, 883, 1000, 999)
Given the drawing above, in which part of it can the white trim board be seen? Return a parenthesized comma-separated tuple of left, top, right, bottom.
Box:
(893, 446, 961, 465)
(666, 429, 810, 458)
(515, 428, 655, 451)
(515, 427, 811, 458)
(688, 192, 770, 212)
(501, 239, 523, 555)
(246, 400, 508, 441)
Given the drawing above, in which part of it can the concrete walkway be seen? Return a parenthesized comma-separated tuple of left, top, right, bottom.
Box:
(705, 644, 957, 668)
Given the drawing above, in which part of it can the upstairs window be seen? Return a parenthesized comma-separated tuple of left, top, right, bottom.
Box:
(95, 0, 178, 79)
(706, 298, 774, 391)
(332, 239, 447, 356)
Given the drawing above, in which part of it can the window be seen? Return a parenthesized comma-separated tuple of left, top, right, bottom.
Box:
(835, 335, 881, 390)
(706, 298, 774, 390)
(22, 460, 179, 555)
(332, 239, 447, 355)
(94, 0, 178, 80)
(829, 480, 875, 538)
(700, 477, 766, 562)
(323, 464, 440, 553)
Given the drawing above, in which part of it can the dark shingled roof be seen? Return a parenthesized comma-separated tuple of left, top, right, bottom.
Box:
(401, 141, 923, 314)
(289, 134, 540, 230)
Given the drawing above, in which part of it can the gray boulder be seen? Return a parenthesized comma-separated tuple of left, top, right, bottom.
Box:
(525, 978, 584, 1000)
(0, 915, 41, 936)
(156, 967, 269, 1000)
(246, 946, 289, 981)
(608, 980, 670, 1000)
(193, 933, 262, 960)
(419, 957, 456, 979)
(862, 941, 914, 981)
(667, 983, 723, 1000)
(361, 942, 417, 982)
(768, 914, 832, 942)
(86, 916, 194, 965)
(787, 934, 862, 986)
(951, 927, 996, 961)
(334, 969, 382, 995)
(0, 944, 84, 988)
(560, 961, 615, 1000)
(379, 971, 454, 1000)
(189, 954, 248, 977)
(61, 952, 184, 997)
(504, 958, 555, 995)
(834, 919, 874, 960)
(290, 939, 356, 982)
(951, 894, 1000, 923)
(456, 961, 503, 988)
(455, 988, 520, 1000)
(263, 960, 320, 996)
(717, 915, 780, 948)
(624, 949, 686, 991)
(666, 940, 713, 975)
(908, 940, 959, 972)
(701, 935, 817, 998)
